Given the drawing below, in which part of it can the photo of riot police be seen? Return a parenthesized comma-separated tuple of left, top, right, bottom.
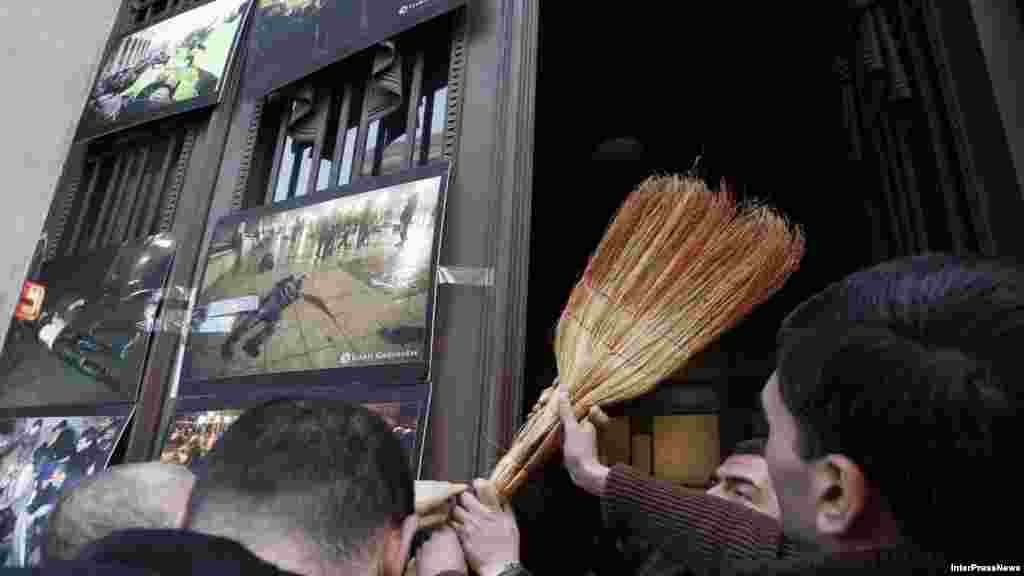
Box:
(243, 0, 466, 99)
(0, 234, 175, 409)
(77, 0, 250, 141)
(0, 414, 130, 567)
(183, 174, 443, 382)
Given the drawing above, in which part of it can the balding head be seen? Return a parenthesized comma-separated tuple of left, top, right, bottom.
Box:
(45, 462, 195, 561)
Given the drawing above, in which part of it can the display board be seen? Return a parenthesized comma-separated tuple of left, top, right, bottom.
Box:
(162, 383, 430, 475)
(0, 235, 176, 409)
(0, 404, 134, 567)
(76, 0, 251, 142)
(243, 0, 468, 99)
(181, 163, 448, 391)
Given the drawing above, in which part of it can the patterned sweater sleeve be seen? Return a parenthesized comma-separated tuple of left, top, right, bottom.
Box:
(602, 464, 796, 563)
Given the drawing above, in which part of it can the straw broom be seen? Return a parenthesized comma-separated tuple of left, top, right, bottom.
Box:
(489, 174, 805, 500)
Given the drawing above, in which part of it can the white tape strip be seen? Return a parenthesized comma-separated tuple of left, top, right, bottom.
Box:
(437, 266, 494, 287)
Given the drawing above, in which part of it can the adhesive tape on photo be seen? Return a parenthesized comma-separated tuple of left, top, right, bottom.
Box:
(38, 318, 67, 350)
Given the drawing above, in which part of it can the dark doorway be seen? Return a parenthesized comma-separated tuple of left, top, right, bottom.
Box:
(516, 3, 870, 573)
(525, 3, 873, 422)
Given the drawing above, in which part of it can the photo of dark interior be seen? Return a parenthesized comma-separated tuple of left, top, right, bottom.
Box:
(244, 0, 466, 98)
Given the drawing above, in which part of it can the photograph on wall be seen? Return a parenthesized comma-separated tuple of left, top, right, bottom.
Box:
(0, 235, 176, 409)
(76, 0, 251, 141)
(158, 408, 243, 468)
(0, 408, 133, 567)
(161, 385, 428, 472)
(182, 168, 446, 383)
(243, 0, 467, 99)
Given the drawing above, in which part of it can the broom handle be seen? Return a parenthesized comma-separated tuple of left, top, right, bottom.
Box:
(493, 377, 593, 499)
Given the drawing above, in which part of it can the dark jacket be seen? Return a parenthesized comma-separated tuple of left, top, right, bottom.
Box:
(0, 562, 156, 575)
(75, 529, 302, 576)
(637, 545, 956, 575)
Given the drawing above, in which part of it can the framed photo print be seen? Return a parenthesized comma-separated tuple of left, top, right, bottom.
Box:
(0, 404, 135, 567)
(243, 0, 467, 99)
(180, 163, 448, 392)
(0, 235, 175, 410)
(162, 382, 430, 476)
(76, 0, 252, 142)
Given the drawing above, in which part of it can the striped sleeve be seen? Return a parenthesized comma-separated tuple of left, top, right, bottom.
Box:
(602, 464, 792, 562)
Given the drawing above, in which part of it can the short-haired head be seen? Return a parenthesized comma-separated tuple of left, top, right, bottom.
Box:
(44, 462, 195, 562)
(765, 253, 1018, 553)
(185, 398, 415, 575)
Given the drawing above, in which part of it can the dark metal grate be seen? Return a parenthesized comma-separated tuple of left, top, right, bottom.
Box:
(255, 12, 461, 205)
(55, 122, 200, 258)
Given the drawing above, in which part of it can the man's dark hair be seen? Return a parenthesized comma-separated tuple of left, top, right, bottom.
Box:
(185, 398, 414, 565)
(774, 253, 1018, 552)
(730, 438, 766, 457)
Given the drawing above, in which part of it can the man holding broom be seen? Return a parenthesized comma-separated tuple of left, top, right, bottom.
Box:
(559, 253, 1018, 574)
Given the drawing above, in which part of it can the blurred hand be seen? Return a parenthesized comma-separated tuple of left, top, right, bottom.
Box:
(557, 380, 610, 497)
(415, 525, 467, 576)
(452, 481, 520, 576)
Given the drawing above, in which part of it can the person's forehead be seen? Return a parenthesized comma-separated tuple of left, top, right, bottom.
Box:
(717, 455, 767, 477)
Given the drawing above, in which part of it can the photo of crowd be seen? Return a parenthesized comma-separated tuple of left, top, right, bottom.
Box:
(159, 402, 420, 470)
(79, 0, 249, 139)
(158, 410, 243, 468)
(0, 415, 129, 566)
(183, 175, 443, 381)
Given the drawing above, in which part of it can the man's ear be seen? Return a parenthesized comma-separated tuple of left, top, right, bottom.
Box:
(813, 454, 866, 536)
(382, 514, 418, 576)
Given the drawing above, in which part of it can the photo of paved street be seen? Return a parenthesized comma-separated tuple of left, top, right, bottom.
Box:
(182, 176, 443, 381)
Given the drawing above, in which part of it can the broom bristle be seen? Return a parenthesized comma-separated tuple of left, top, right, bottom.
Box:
(490, 175, 805, 498)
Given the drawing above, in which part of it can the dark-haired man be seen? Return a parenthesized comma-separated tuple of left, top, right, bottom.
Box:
(560, 253, 1018, 573)
(617, 438, 780, 576)
(76, 398, 529, 576)
(705, 438, 778, 520)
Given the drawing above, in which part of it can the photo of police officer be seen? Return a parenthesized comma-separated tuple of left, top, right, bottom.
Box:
(185, 175, 443, 381)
